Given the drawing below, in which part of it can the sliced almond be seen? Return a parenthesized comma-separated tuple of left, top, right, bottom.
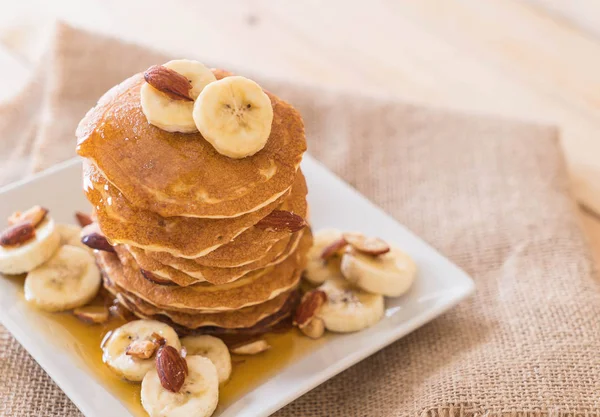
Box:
(75, 211, 93, 227)
(320, 237, 348, 260)
(230, 339, 271, 355)
(151, 332, 167, 347)
(293, 290, 327, 329)
(300, 317, 325, 339)
(8, 206, 48, 228)
(126, 340, 158, 359)
(343, 232, 390, 256)
(0, 222, 36, 247)
(144, 65, 193, 101)
(73, 305, 110, 324)
(81, 232, 115, 253)
(255, 210, 307, 233)
(156, 345, 188, 392)
(141, 269, 176, 286)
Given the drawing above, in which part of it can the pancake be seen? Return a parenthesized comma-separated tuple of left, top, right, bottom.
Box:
(86, 163, 307, 258)
(147, 224, 286, 268)
(128, 231, 303, 286)
(76, 69, 307, 219)
(122, 296, 296, 337)
(103, 268, 296, 329)
(95, 229, 312, 312)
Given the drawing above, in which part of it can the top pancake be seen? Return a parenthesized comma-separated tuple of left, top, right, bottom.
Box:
(76, 69, 307, 219)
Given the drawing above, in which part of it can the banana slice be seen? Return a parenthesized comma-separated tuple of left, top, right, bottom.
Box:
(317, 278, 384, 333)
(24, 244, 100, 311)
(141, 355, 219, 417)
(102, 319, 181, 382)
(141, 59, 216, 133)
(193, 76, 273, 159)
(181, 335, 231, 384)
(341, 246, 417, 297)
(55, 223, 92, 252)
(304, 228, 344, 285)
(0, 218, 61, 274)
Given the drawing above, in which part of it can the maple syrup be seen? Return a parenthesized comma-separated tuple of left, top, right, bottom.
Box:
(35, 299, 320, 416)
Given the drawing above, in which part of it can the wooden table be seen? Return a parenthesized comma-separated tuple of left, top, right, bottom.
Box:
(1, 0, 599, 262)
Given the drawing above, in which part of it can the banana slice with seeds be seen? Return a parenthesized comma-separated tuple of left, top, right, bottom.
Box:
(317, 278, 384, 333)
(141, 59, 216, 133)
(141, 355, 219, 417)
(304, 229, 345, 285)
(193, 76, 273, 159)
(102, 319, 181, 382)
(341, 246, 417, 297)
(181, 335, 231, 384)
(24, 245, 100, 312)
(0, 218, 61, 274)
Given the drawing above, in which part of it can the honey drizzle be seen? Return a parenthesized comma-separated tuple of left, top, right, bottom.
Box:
(35, 301, 319, 416)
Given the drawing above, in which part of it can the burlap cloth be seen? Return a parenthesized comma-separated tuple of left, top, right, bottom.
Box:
(0, 23, 599, 417)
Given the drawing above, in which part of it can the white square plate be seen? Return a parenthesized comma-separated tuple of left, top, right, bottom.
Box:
(0, 155, 474, 417)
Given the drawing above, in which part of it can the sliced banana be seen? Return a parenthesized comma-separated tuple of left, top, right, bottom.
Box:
(24, 244, 100, 311)
(55, 223, 92, 252)
(341, 246, 417, 297)
(181, 335, 231, 384)
(141, 355, 219, 417)
(304, 228, 344, 285)
(141, 59, 216, 133)
(317, 278, 384, 333)
(0, 218, 61, 274)
(102, 319, 181, 382)
(193, 76, 273, 159)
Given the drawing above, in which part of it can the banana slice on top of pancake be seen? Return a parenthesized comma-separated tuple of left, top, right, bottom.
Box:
(141, 60, 217, 133)
(193, 76, 274, 159)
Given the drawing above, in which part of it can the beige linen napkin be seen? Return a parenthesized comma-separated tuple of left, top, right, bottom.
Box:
(1, 23, 599, 417)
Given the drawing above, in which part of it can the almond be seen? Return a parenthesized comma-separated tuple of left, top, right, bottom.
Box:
(156, 345, 188, 392)
(0, 222, 36, 247)
(81, 232, 115, 253)
(75, 211, 93, 227)
(255, 210, 307, 233)
(320, 237, 348, 260)
(8, 206, 48, 228)
(126, 340, 158, 359)
(293, 290, 327, 328)
(300, 317, 325, 339)
(229, 339, 271, 355)
(144, 65, 193, 101)
(343, 232, 390, 256)
(73, 305, 110, 324)
(151, 332, 167, 347)
(141, 269, 176, 286)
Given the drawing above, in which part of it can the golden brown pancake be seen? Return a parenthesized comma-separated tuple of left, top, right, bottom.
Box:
(76, 70, 306, 218)
(103, 269, 295, 329)
(95, 229, 312, 312)
(127, 231, 302, 285)
(86, 163, 307, 257)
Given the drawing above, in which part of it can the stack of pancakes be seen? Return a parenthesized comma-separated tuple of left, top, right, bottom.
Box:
(76, 69, 310, 335)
